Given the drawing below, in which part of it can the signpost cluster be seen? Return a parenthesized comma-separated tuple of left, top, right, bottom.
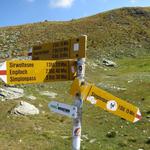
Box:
(0, 60, 77, 84)
(0, 35, 141, 150)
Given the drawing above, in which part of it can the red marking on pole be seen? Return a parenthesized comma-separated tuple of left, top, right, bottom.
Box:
(0, 70, 6, 75)
(136, 114, 142, 120)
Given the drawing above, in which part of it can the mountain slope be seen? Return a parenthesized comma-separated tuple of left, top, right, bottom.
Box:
(0, 7, 150, 150)
(0, 7, 150, 59)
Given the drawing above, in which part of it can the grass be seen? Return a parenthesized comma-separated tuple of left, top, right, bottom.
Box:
(0, 55, 150, 150)
(0, 6, 150, 150)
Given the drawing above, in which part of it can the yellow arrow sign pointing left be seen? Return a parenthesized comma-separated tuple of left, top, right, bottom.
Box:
(0, 60, 77, 85)
(70, 79, 142, 123)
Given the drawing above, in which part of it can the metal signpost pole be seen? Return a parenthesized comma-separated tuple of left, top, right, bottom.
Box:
(72, 58, 85, 150)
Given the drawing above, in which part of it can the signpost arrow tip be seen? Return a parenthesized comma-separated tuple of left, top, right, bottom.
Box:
(0, 62, 7, 83)
(134, 109, 142, 123)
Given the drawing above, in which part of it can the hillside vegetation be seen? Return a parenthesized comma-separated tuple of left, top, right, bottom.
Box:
(0, 7, 150, 150)
(0, 7, 150, 59)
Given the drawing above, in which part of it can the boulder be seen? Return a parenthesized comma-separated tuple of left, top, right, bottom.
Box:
(0, 87, 24, 101)
(11, 101, 39, 116)
(102, 58, 117, 67)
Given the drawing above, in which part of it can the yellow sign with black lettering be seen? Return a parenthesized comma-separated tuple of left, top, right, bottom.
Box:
(31, 35, 87, 60)
(70, 80, 142, 123)
(5, 60, 77, 84)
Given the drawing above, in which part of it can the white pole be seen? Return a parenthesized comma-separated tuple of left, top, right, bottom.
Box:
(72, 58, 85, 150)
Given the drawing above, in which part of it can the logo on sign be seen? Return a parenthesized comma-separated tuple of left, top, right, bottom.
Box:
(74, 128, 81, 136)
(106, 100, 118, 111)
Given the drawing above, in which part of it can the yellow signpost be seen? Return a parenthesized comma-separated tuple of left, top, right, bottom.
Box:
(0, 35, 142, 150)
(0, 60, 77, 85)
(70, 79, 142, 123)
(30, 35, 87, 60)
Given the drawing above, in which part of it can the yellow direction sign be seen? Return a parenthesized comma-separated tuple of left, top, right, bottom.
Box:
(0, 60, 77, 85)
(70, 78, 91, 99)
(70, 80, 142, 123)
(29, 35, 87, 60)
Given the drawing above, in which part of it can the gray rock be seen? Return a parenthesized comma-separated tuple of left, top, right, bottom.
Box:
(0, 87, 24, 101)
(39, 91, 57, 98)
(82, 134, 89, 140)
(102, 58, 117, 67)
(11, 101, 39, 116)
(89, 138, 96, 144)
(98, 82, 126, 91)
(27, 95, 36, 100)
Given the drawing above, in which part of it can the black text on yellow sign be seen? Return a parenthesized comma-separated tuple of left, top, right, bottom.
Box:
(5, 60, 77, 84)
(31, 35, 87, 60)
(70, 80, 142, 123)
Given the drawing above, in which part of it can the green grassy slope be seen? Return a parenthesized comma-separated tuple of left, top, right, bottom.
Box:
(0, 56, 150, 150)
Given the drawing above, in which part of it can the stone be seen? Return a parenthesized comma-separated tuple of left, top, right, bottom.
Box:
(19, 139, 22, 143)
(128, 80, 133, 83)
(27, 95, 36, 100)
(11, 101, 39, 116)
(82, 134, 89, 140)
(39, 91, 57, 98)
(89, 138, 96, 144)
(39, 103, 43, 108)
(98, 82, 126, 91)
(102, 58, 117, 67)
(0, 87, 24, 101)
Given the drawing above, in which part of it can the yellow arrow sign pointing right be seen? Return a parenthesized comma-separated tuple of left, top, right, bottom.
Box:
(70, 79, 142, 123)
